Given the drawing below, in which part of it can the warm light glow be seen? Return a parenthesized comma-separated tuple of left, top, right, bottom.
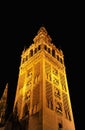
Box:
(13, 26, 75, 130)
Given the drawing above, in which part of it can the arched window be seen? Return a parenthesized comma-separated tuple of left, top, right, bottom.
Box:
(30, 49, 33, 57)
(48, 48, 51, 53)
(34, 48, 37, 54)
(38, 45, 41, 50)
(44, 45, 47, 50)
(52, 49, 55, 57)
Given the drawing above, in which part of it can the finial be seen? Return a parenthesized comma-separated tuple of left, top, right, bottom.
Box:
(37, 26, 48, 35)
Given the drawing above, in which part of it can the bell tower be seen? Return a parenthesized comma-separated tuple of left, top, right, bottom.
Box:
(14, 27, 75, 130)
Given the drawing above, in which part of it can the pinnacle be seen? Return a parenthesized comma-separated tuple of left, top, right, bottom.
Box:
(37, 26, 48, 35)
(33, 26, 52, 43)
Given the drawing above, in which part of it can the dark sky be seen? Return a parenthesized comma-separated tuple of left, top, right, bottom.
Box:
(0, 2, 84, 129)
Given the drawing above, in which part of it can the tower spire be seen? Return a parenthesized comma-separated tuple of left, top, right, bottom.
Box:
(37, 26, 48, 35)
(0, 83, 8, 125)
(33, 26, 52, 43)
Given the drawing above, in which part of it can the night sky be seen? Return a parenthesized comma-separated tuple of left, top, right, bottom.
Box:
(0, 2, 84, 129)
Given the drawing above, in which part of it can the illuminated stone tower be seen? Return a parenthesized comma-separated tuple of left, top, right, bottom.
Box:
(14, 27, 75, 130)
(0, 83, 8, 125)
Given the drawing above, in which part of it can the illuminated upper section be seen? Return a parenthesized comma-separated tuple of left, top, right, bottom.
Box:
(21, 26, 64, 65)
(33, 26, 52, 43)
